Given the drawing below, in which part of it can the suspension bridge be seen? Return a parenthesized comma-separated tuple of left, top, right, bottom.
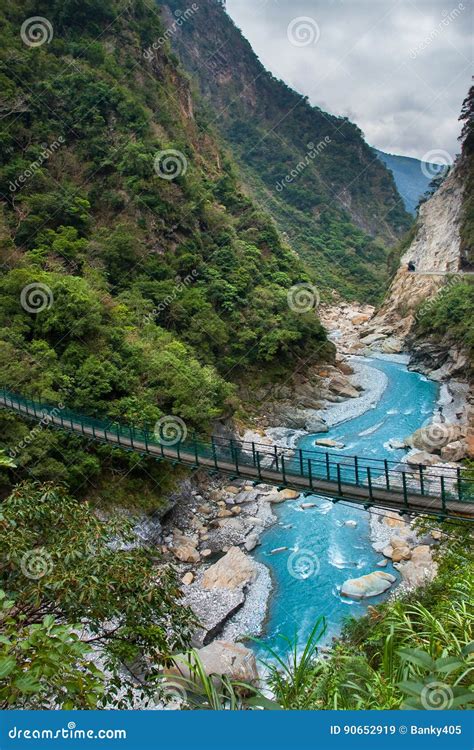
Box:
(1, 389, 472, 521)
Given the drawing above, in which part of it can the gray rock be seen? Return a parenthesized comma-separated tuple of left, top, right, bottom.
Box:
(304, 415, 329, 433)
(406, 451, 442, 466)
(202, 546, 257, 590)
(315, 438, 345, 449)
(167, 641, 259, 685)
(388, 438, 407, 450)
(244, 533, 260, 552)
(440, 440, 466, 462)
(341, 571, 396, 599)
(360, 332, 387, 345)
(407, 423, 462, 452)
(180, 585, 246, 647)
(381, 336, 404, 354)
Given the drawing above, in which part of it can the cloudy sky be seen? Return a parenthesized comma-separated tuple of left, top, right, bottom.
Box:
(226, 0, 472, 161)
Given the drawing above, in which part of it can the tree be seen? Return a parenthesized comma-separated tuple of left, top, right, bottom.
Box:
(459, 84, 473, 155)
(0, 482, 193, 706)
(0, 592, 105, 709)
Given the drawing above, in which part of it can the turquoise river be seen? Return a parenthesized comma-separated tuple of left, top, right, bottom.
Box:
(253, 356, 438, 657)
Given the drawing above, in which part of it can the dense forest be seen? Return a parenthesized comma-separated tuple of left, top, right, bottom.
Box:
(163, 0, 412, 302)
(0, 0, 332, 503)
(0, 0, 472, 714)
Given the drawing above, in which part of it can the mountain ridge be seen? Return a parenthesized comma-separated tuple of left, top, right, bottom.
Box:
(0, 0, 331, 499)
(161, 0, 412, 302)
(375, 149, 446, 215)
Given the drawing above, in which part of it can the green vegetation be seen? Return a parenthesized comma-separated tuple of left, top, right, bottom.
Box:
(5, 504, 472, 710)
(0, 1, 471, 717)
(0, 597, 105, 709)
(415, 280, 474, 371)
(259, 524, 473, 710)
(164, 0, 412, 302)
(0, 483, 193, 707)
(157, 651, 278, 710)
(0, 0, 330, 498)
(459, 86, 474, 267)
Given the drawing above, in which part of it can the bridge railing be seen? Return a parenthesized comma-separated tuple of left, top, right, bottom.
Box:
(191, 432, 469, 508)
(1, 388, 471, 510)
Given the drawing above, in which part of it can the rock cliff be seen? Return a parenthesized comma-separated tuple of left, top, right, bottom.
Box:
(375, 162, 465, 342)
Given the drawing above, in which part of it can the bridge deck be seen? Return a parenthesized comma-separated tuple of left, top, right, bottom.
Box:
(1, 391, 472, 521)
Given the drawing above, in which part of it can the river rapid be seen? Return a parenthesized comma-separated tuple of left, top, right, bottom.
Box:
(252, 355, 438, 657)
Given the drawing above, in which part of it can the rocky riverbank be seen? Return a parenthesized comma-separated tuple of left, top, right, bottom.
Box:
(145, 300, 470, 682)
(148, 310, 394, 663)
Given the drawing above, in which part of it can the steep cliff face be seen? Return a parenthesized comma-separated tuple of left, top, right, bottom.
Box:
(160, 0, 412, 302)
(375, 163, 465, 342)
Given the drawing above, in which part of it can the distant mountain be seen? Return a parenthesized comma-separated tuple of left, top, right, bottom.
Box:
(374, 150, 444, 215)
(161, 0, 412, 302)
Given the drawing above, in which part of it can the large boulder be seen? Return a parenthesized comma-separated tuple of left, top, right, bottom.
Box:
(244, 533, 260, 552)
(395, 546, 437, 588)
(391, 546, 411, 562)
(341, 571, 396, 599)
(276, 408, 310, 430)
(381, 336, 404, 354)
(172, 539, 200, 564)
(360, 332, 387, 345)
(266, 488, 300, 503)
(315, 438, 345, 449)
(336, 359, 354, 375)
(201, 547, 257, 590)
(406, 451, 441, 466)
(440, 440, 466, 462)
(304, 414, 329, 433)
(328, 375, 359, 399)
(167, 641, 259, 685)
(407, 423, 461, 453)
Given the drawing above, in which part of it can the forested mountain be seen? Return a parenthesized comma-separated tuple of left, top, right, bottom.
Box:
(161, 0, 412, 301)
(0, 0, 330, 502)
(375, 149, 445, 214)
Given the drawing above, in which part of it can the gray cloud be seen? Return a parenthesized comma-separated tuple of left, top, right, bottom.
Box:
(226, 0, 471, 159)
